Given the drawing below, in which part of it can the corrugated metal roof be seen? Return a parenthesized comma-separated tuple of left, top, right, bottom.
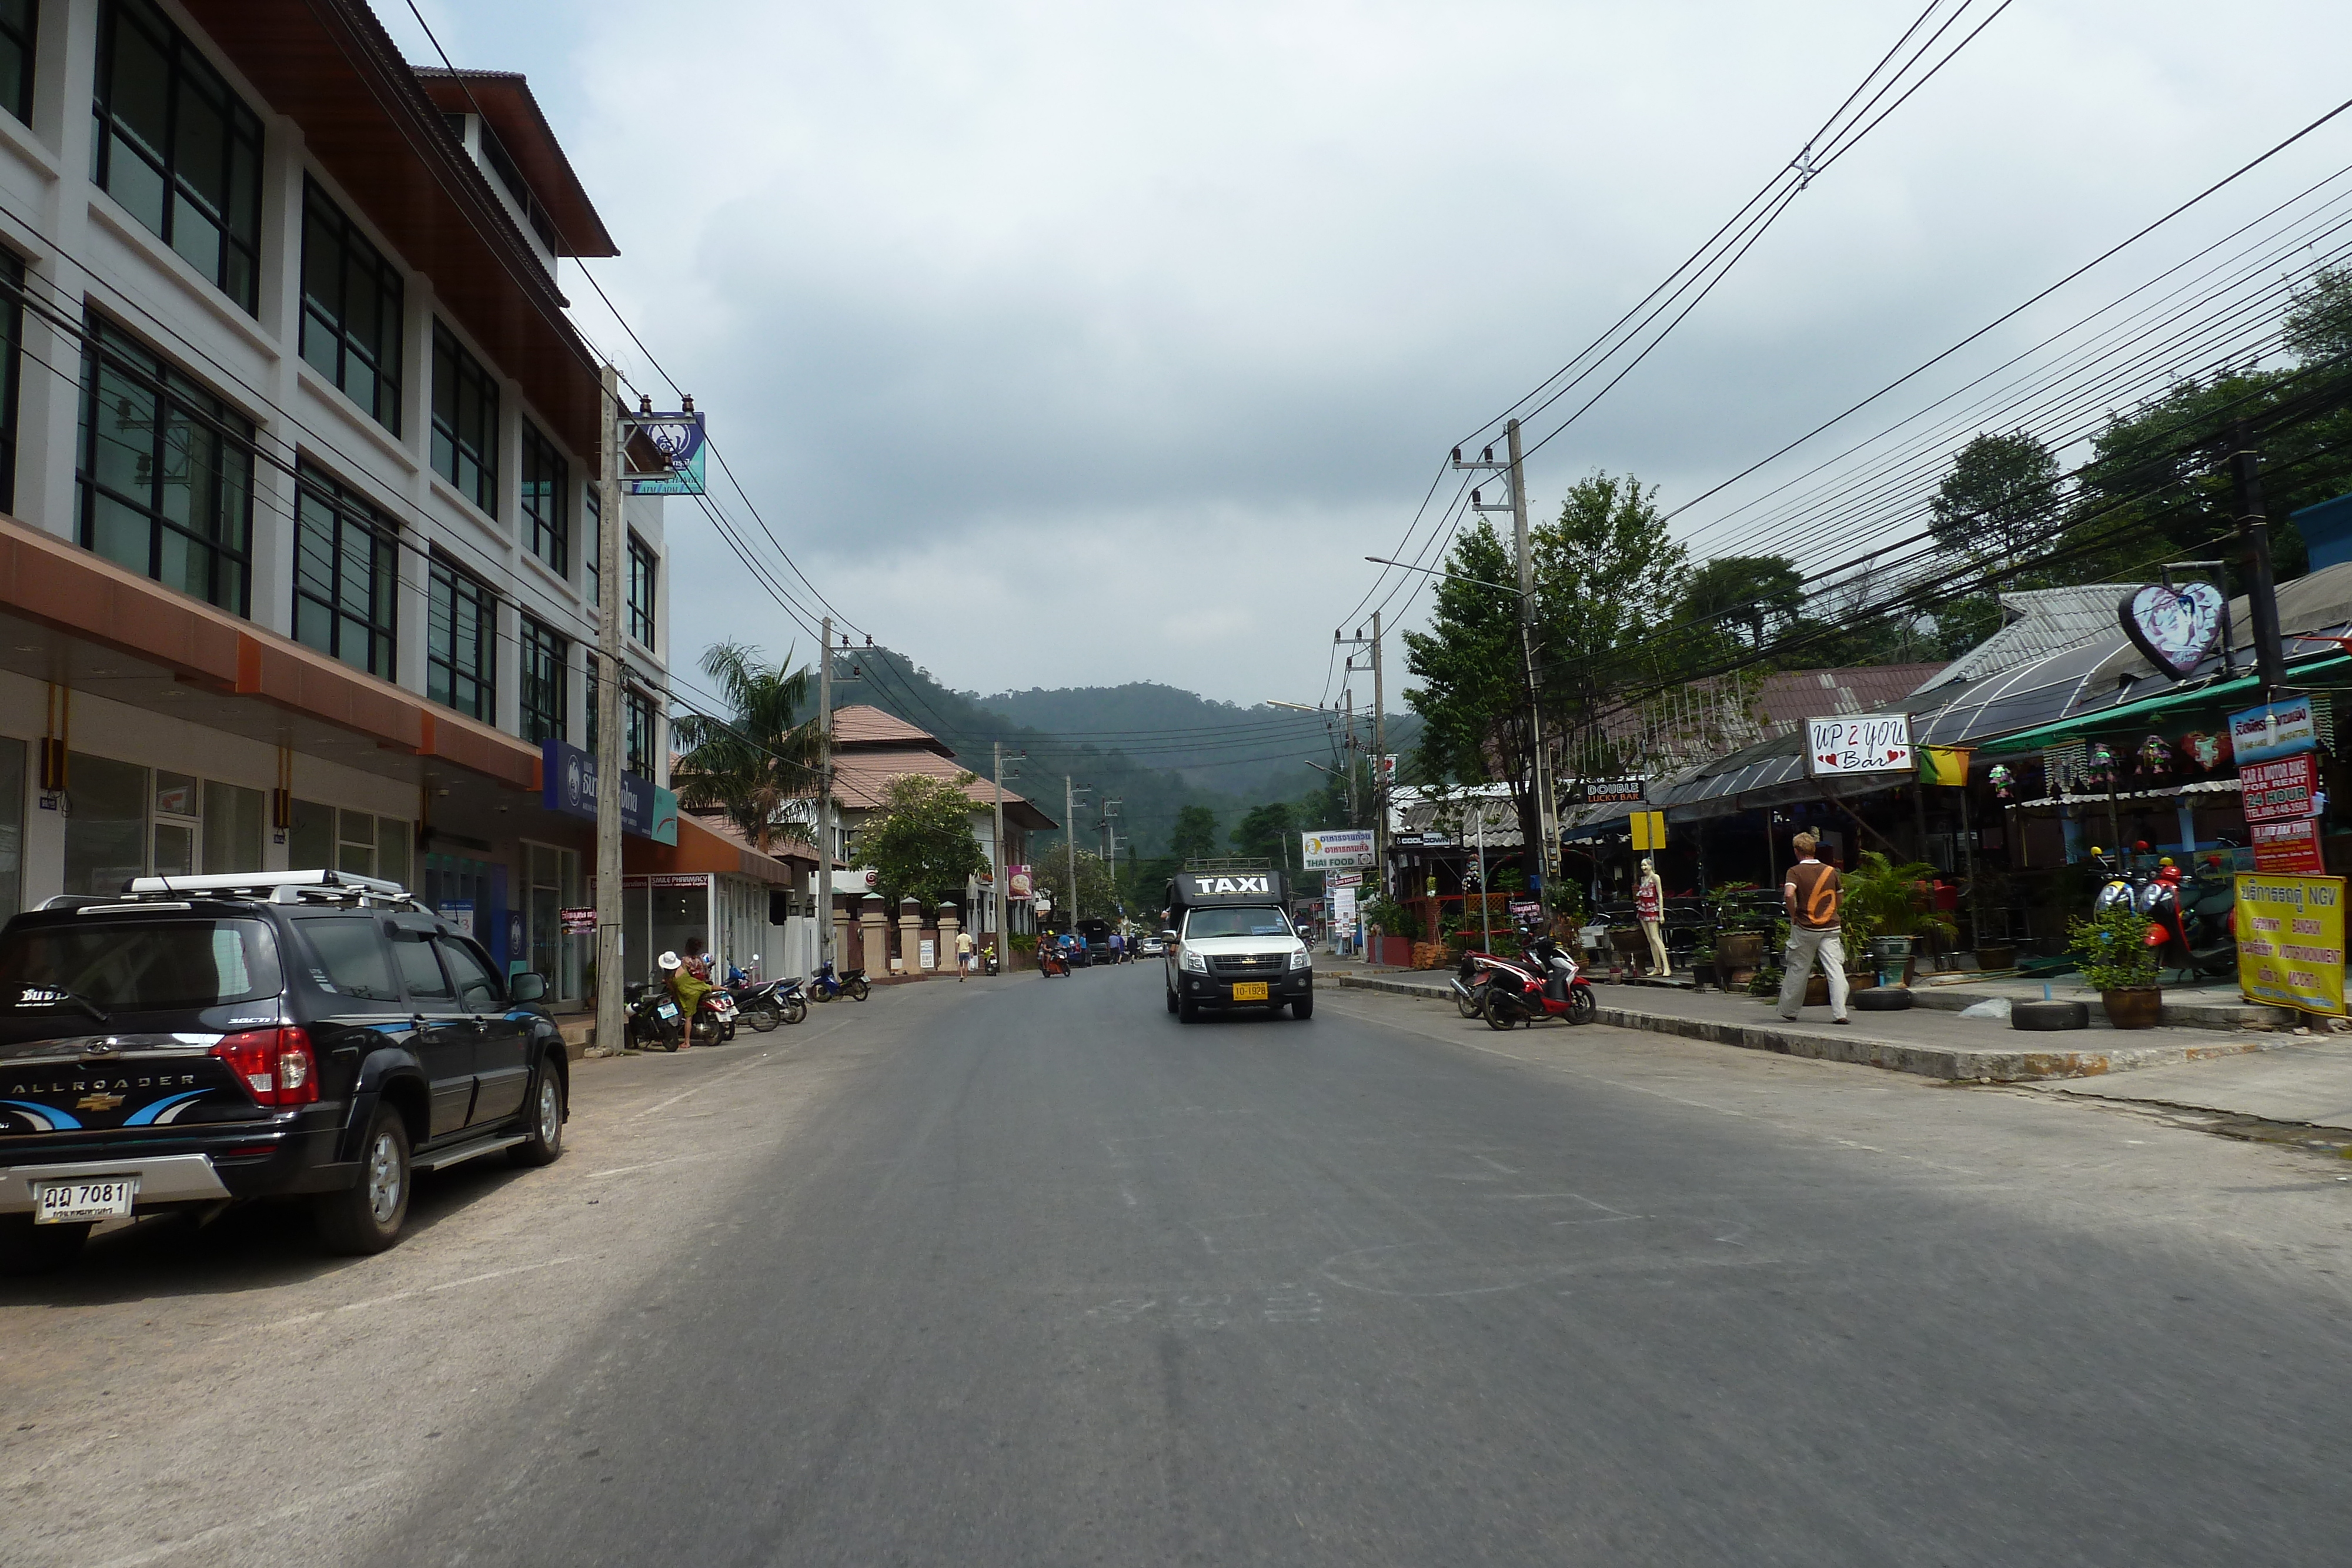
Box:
(1914, 585, 2146, 693)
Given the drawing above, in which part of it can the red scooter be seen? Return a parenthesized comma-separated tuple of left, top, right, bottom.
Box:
(1479, 935, 1596, 1029)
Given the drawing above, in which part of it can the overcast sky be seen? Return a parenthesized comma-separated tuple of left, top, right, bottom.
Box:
(383, 1, 2352, 707)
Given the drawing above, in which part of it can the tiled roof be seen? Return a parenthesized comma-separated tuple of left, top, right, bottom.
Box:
(831, 704, 954, 755)
(830, 750, 1057, 830)
(1914, 585, 2144, 693)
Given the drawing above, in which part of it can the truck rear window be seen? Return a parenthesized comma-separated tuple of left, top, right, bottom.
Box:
(0, 920, 283, 1009)
(1184, 907, 1293, 939)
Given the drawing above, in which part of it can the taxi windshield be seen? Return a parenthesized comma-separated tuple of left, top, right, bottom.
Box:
(1184, 907, 1293, 940)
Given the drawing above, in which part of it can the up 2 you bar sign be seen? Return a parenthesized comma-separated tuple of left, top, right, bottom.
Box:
(1806, 714, 1914, 778)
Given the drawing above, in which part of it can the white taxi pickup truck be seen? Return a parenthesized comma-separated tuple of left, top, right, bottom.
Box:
(1162, 866, 1312, 1022)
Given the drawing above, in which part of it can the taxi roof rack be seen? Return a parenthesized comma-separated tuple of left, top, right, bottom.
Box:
(119, 869, 421, 910)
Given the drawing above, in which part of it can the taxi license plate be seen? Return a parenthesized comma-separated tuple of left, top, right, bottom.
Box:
(1231, 981, 1269, 1002)
(34, 1175, 139, 1225)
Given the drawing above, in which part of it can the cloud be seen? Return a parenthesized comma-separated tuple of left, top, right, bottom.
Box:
(398, 0, 2352, 703)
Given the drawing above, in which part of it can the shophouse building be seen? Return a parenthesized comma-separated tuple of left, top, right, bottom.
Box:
(0, 0, 782, 1005)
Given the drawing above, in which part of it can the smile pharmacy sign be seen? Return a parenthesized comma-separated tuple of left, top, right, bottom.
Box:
(1806, 714, 1915, 777)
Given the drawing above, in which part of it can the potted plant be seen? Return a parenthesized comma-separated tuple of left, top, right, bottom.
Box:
(2069, 905, 2162, 1028)
(1839, 851, 1957, 987)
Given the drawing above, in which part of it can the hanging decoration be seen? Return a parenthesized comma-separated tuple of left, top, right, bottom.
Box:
(2085, 741, 2117, 788)
(2136, 733, 2173, 777)
(2180, 730, 2224, 771)
(1988, 763, 2017, 800)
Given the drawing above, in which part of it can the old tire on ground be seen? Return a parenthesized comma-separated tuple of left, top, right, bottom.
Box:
(316, 1104, 412, 1255)
(508, 1060, 566, 1168)
(0, 1215, 91, 1275)
(2011, 998, 2090, 1031)
(1292, 995, 1314, 1020)
(1854, 987, 1915, 1011)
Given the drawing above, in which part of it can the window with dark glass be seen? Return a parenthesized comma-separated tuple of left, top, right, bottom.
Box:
(520, 616, 567, 744)
(520, 420, 567, 576)
(582, 480, 600, 610)
(77, 314, 253, 614)
(0, 0, 36, 126)
(430, 321, 497, 516)
(477, 120, 560, 252)
(626, 687, 657, 777)
(627, 533, 656, 646)
(293, 465, 397, 678)
(300, 179, 403, 433)
(427, 556, 496, 723)
(91, 0, 263, 313)
(0, 248, 21, 514)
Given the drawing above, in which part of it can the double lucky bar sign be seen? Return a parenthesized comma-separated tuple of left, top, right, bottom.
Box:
(1806, 714, 1915, 778)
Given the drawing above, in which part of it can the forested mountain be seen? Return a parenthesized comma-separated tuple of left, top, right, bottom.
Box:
(818, 654, 1410, 860)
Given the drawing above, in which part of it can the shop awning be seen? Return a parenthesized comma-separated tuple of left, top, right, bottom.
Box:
(1979, 653, 2352, 753)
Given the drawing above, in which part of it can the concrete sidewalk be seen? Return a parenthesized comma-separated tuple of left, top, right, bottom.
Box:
(1322, 958, 2286, 1084)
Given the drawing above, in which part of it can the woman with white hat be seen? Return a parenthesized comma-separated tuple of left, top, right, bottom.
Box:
(660, 947, 716, 1048)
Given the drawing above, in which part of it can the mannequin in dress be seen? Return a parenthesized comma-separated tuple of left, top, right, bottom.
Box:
(1635, 857, 1670, 976)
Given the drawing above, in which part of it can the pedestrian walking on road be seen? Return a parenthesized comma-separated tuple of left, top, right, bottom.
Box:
(956, 928, 974, 980)
(1778, 832, 1851, 1025)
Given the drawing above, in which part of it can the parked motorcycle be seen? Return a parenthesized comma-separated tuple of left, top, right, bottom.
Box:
(1450, 948, 1505, 1019)
(689, 988, 739, 1046)
(983, 945, 1000, 977)
(730, 976, 806, 1031)
(810, 961, 871, 1002)
(1481, 937, 1598, 1029)
(624, 979, 684, 1051)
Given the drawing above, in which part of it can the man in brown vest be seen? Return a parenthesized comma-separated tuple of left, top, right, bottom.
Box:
(1778, 832, 1850, 1025)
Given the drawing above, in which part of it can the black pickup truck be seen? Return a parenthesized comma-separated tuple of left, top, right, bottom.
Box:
(0, 870, 569, 1273)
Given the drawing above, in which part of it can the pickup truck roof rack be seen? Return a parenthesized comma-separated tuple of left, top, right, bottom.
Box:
(113, 869, 422, 910)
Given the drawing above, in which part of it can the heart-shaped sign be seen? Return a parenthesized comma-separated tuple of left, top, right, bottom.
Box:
(2119, 581, 2224, 680)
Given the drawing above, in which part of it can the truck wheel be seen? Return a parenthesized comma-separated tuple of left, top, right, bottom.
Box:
(1292, 995, 1314, 1020)
(316, 1105, 411, 1255)
(1165, 987, 1178, 1014)
(508, 1060, 566, 1168)
(1178, 995, 1199, 1024)
(0, 1215, 90, 1275)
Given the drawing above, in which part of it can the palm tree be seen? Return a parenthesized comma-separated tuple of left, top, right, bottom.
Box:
(670, 640, 823, 855)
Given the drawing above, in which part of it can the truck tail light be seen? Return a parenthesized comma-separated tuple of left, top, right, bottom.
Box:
(212, 1027, 319, 1108)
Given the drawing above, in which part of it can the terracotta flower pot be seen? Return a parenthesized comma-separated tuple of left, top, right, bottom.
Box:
(1804, 974, 1828, 1006)
(1716, 932, 1765, 973)
(2100, 987, 2162, 1029)
(1977, 944, 2017, 971)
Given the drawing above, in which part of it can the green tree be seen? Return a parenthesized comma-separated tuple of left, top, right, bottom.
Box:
(1534, 470, 1689, 683)
(1231, 800, 1294, 869)
(1930, 432, 2062, 566)
(671, 640, 822, 854)
(1028, 846, 1117, 923)
(1404, 521, 1524, 796)
(1679, 554, 1804, 649)
(858, 773, 989, 906)
(1170, 804, 1221, 864)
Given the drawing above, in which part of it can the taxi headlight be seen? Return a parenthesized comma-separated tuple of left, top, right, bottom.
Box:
(1180, 948, 1208, 973)
(1288, 947, 1311, 969)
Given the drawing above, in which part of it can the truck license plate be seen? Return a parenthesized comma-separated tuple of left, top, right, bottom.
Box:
(1231, 982, 1269, 1001)
(34, 1176, 139, 1225)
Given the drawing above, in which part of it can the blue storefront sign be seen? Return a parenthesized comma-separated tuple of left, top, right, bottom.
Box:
(2229, 696, 2321, 765)
(541, 738, 679, 845)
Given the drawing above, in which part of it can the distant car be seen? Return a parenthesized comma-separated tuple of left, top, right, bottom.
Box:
(1140, 936, 1165, 957)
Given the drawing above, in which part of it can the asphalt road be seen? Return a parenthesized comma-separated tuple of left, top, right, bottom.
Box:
(10, 964, 2352, 1566)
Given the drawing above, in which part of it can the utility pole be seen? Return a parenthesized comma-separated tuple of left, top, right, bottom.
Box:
(992, 741, 1009, 957)
(1335, 616, 1387, 892)
(1101, 798, 1123, 916)
(1507, 417, 1557, 923)
(1064, 777, 1092, 923)
(817, 617, 835, 971)
(2232, 434, 2287, 693)
(590, 365, 625, 1057)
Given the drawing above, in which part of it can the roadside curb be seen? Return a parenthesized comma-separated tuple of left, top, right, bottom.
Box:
(1329, 971, 2277, 1083)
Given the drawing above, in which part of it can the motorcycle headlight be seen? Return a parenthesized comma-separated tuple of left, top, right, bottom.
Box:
(1180, 947, 1208, 972)
(1288, 946, 1311, 970)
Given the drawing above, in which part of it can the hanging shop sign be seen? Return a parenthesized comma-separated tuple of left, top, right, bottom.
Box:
(2234, 871, 2346, 1015)
(2250, 817, 2326, 875)
(1301, 829, 1375, 869)
(622, 409, 707, 496)
(1629, 810, 1668, 851)
(2228, 696, 2320, 765)
(2240, 752, 2322, 824)
(560, 906, 597, 935)
(1806, 714, 1914, 777)
(1582, 778, 1648, 805)
(1325, 870, 1363, 889)
(1007, 864, 1033, 900)
(540, 738, 680, 844)
(2119, 581, 2226, 680)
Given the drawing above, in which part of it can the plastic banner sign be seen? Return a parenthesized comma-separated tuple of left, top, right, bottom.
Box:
(2240, 753, 2321, 824)
(1301, 829, 1375, 869)
(1325, 870, 1362, 888)
(2119, 581, 2224, 679)
(1806, 714, 1914, 777)
(2234, 872, 2346, 1015)
(560, 906, 596, 935)
(2228, 696, 2319, 765)
(2251, 817, 2326, 874)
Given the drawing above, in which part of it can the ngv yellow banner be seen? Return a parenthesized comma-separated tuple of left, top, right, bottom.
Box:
(2235, 872, 2347, 1017)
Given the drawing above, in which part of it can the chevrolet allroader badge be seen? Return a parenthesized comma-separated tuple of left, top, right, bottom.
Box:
(75, 1091, 126, 1112)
